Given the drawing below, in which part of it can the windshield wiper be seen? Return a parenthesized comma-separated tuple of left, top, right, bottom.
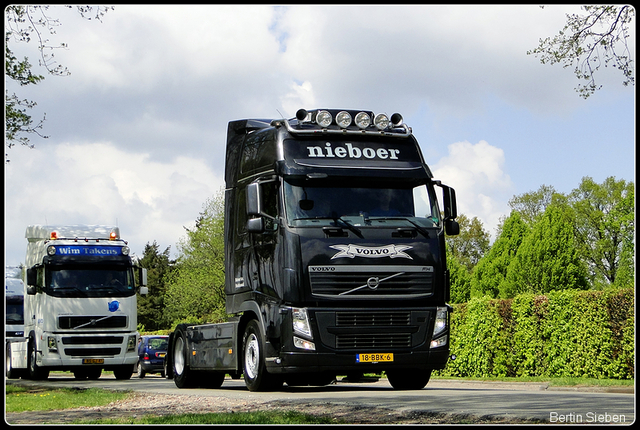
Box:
(368, 217, 430, 238)
(292, 216, 364, 238)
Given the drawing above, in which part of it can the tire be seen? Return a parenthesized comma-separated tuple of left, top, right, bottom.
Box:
(6, 342, 24, 379)
(386, 369, 432, 390)
(28, 338, 49, 380)
(172, 326, 197, 388)
(242, 320, 282, 392)
(113, 365, 133, 380)
(136, 360, 145, 378)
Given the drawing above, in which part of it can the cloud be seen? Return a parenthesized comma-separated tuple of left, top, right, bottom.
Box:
(431, 140, 514, 238)
(4, 142, 224, 265)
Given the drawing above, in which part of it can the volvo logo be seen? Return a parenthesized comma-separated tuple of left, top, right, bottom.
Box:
(366, 277, 379, 290)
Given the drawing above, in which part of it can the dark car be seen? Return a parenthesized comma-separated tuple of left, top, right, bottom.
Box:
(136, 335, 169, 378)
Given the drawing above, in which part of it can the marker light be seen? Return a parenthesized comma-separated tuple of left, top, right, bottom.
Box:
(355, 111, 371, 129)
(316, 110, 332, 128)
(296, 108, 309, 121)
(374, 113, 390, 130)
(336, 111, 352, 128)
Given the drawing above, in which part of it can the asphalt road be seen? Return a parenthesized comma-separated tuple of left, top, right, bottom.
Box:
(8, 373, 635, 424)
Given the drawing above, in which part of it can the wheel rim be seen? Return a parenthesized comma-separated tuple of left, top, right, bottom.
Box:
(174, 336, 185, 376)
(244, 333, 259, 380)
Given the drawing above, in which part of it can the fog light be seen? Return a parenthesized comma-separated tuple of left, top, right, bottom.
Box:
(293, 336, 316, 350)
(430, 335, 447, 349)
(47, 245, 57, 256)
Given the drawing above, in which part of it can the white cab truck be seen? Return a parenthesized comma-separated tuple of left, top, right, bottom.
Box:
(6, 225, 148, 380)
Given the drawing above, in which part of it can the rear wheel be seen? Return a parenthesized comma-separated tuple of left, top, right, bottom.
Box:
(242, 320, 282, 392)
(386, 369, 432, 390)
(136, 360, 146, 378)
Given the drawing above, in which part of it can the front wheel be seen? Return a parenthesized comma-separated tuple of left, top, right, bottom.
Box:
(28, 339, 49, 380)
(113, 365, 133, 380)
(173, 325, 197, 388)
(386, 369, 432, 390)
(242, 320, 282, 392)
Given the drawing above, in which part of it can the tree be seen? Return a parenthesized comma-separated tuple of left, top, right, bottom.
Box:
(569, 176, 634, 289)
(507, 184, 557, 226)
(5, 5, 113, 159)
(163, 192, 226, 326)
(528, 5, 635, 98)
(446, 214, 491, 272)
(502, 200, 588, 298)
(137, 241, 174, 331)
(471, 211, 530, 299)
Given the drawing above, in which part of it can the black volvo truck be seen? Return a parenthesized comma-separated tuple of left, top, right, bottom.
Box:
(167, 108, 459, 391)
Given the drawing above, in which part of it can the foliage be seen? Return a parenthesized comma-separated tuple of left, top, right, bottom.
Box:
(527, 5, 635, 98)
(163, 191, 227, 326)
(569, 176, 634, 289)
(137, 241, 174, 330)
(441, 289, 634, 379)
(446, 214, 490, 272)
(4, 5, 113, 157)
(507, 184, 556, 226)
(502, 200, 588, 297)
(471, 211, 529, 298)
(447, 252, 472, 303)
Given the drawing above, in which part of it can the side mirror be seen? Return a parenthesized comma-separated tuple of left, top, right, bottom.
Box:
(442, 185, 457, 220)
(139, 268, 148, 287)
(26, 285, 37, 295)
(246, 182, 261, 216)
(247, 217, 265, 233)
(139, 286, 149, 296)
(26, 267, 37, 287)
(445, 219, 460, 236)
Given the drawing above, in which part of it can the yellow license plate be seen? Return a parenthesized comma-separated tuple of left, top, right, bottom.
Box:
(158, 353, 166, 358)
(82, 358, 104, 365)
(356, 353, 394, 363)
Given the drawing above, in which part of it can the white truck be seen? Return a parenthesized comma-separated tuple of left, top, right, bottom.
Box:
(5, 267, 25, 343)
(6, 225, 148, 380)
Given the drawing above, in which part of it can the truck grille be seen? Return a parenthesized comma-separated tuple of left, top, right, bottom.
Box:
(336, 333, 411, 349)
(309, 265, 433, 297)
(61, 336, 124, 345)
(64, 348, 121, 357)
(58, 316, 127, 329)
(336, 311, 410, 326)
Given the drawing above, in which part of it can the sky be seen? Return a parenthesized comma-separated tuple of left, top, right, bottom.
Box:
(4, 5, 635, 267)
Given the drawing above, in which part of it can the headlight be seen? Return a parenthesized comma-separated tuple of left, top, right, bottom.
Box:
(355, 111, 371, 129)
(127, 335, 137, 351)
(48, 336, 58, 352)
(292, 307, 312, 338)
(336, 111, 352, 128)
(432, 306, 448, 338)
(316, 110, 332, 128)
(374, 113, 390, 130)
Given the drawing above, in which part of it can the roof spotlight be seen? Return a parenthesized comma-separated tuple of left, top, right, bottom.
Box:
(374, 113, 390, 130)
(355, 112, 371, 129)
(336, 111, 352, 128)
(316, 110, 332, 128)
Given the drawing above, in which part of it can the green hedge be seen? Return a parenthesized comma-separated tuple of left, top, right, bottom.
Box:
(438, 289, 634, 379)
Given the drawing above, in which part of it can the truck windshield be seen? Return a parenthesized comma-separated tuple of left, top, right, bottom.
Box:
(284, 181, 441, 229)
(45, 266, 135, 298)
(6, 296, 24, 325)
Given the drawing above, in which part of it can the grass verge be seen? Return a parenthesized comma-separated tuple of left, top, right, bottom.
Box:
(6, 384, 131, 413)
